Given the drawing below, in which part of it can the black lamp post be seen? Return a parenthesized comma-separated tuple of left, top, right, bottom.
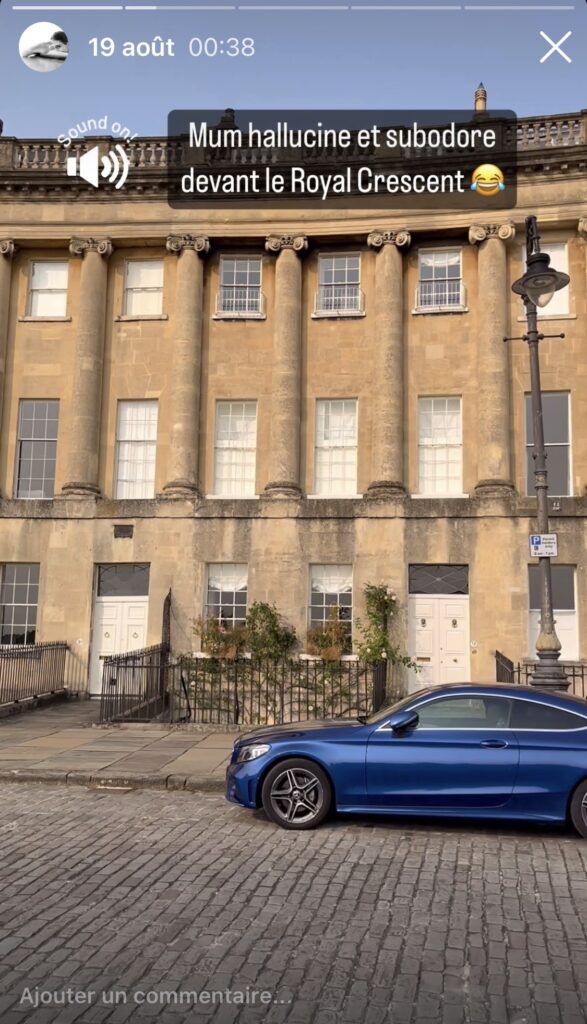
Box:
(509, 216, 570, 691)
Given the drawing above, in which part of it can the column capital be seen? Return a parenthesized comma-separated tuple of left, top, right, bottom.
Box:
(166, 234, 210, 256)
(578, 217, 587, 239)
(0, 240, 18, 259)
(468, 223, 515, 245)
(265, 235, 308, 254)
(367, 229, 411, 250)
(69, 237, 113, 259)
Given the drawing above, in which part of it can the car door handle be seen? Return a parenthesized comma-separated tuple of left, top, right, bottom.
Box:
(479, 739, 508, 748)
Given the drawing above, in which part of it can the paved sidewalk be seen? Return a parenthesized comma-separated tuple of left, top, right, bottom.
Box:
(0, 701, 234, 792)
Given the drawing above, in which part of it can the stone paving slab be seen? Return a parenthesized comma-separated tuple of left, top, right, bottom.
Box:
(0, 749, 48, 761)
(15, 733, 100, 750)
(30, 755, 125, 771)
(193, 733, 239, 748)
(161, 749, 232, 772)
(0, 704, 234, 793)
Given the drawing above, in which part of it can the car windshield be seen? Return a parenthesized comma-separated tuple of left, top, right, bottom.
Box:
(363, 689, 434, 725)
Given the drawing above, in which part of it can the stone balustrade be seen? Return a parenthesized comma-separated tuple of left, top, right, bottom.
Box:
(1, 111, 585, 175)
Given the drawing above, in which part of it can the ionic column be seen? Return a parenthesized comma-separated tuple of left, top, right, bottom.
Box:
(163, 234, 209, 497)
(61, 238, 112, 497)
(469, 223, 516, 493)
(365, 229, 411, 498)
(263, 234, 307, 497)
(0, 242, 17, 481)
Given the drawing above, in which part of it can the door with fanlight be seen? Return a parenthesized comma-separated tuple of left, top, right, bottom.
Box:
(89, 564, 150, 695)
(407, 565, 470, 690)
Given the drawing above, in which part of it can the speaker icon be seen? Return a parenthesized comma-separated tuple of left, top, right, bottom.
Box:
(66, 144, 130, 190)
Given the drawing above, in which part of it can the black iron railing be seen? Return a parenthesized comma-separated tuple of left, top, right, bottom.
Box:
(517, 662, 586, 699)
(0, 642, 68, 706)
(495, 651, 586, 699)
(99, 643, 169, 723)
(495, 650, 515, 684)
(98, 650, 390, 726)
(168, 657, 387, 726)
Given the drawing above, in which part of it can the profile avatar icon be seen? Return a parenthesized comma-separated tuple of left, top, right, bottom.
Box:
(19, 22, 69, 72)
(470, 164, 505, 198)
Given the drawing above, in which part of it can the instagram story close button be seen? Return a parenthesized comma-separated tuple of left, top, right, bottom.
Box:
(19, 23, 68, 73)
(539, 30, 572, 64)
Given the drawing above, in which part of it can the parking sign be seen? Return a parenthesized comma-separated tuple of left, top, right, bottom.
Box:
(529, 534, 558, 557)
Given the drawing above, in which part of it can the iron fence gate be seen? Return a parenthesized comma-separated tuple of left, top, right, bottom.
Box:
(98, 643, 169, 723)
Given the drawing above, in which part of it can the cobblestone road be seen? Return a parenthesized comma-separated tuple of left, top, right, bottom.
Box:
(1, 785, 587, 1024)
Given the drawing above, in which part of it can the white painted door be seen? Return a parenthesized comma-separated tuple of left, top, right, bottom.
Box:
(89, 597, 149, 695)
(408, 595, 470, 691)
(440, 599, 470, 683)
(529, 610, 578, 662)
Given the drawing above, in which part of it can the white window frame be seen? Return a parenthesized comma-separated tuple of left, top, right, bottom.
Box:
(206, 563, 248, 628)
(215, 256, 264, 318)
(122, 259, 164, 317)
(309, 564, 353, 652)
(0, 563, 40, 646)
(27, 261, 69, 318)
(114, 400, 158, 499)
(416, 396, 464, 497)
(534, 242, 569, 318)
(15, 399, 59, 499)
(528, 565, 578, 662)
(524, 391, 571, 497)
(414, 249, 466, 314)
(314, 254, 364, 317)
(212, 400, 257, 498)
(312, 399, 358, 497)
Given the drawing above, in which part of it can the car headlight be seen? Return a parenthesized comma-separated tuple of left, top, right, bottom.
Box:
(236, 744, 271, 763)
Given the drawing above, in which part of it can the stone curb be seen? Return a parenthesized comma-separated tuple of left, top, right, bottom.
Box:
(0, 767, 226, 794)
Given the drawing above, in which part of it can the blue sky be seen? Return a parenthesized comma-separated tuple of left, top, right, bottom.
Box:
(0, 2, 585, 137)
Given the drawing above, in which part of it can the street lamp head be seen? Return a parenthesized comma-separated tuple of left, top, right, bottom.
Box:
(512, 246, 570, 308)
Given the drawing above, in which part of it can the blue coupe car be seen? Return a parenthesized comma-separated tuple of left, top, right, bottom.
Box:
(226, 683, 587, 835)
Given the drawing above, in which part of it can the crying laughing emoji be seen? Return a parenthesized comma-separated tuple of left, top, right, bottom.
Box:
(470, 164, 505, 197)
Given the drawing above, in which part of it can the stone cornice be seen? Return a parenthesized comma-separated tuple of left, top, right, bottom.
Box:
(0, 240, 18, 259)
(265, 235, 308, 254)
(2, 492, 587, 521)
(166, 234, 210, 255)
(367, 229, 411, 250)
(468, 223, 516, 244)
(69, 237, 113, 258)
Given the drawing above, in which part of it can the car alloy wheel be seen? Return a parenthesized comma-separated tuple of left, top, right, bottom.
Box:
(261, 758, 332, 830)
(270, 767, 323, 824)
(569, 780, 587, 839)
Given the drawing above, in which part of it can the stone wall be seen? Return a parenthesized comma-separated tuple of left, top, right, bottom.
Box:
(0, 122, 586, 688)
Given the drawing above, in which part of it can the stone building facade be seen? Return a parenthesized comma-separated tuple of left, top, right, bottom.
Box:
(0, 108, 586, 693)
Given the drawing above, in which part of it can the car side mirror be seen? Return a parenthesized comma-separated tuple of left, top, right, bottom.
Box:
(388, 708, 419, 732)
